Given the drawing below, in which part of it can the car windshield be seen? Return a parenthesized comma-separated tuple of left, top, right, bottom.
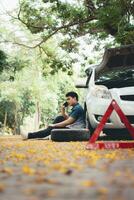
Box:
(95, 67, 134, 89)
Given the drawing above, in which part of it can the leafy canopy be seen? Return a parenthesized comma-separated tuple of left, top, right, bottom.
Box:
(18, 0, 134, 46)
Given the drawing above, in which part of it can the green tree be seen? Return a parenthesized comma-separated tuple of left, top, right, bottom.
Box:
(0, 62, 77, 134)
(17, 0, 134, 47)
(0, 50, 8, 73)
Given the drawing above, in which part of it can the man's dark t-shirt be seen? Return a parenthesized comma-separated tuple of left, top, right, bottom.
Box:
(67, 103, 86, 129)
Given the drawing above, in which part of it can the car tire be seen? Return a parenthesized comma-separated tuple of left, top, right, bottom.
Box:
(51, 129, 90, 142)
(85, 110, 95, 135)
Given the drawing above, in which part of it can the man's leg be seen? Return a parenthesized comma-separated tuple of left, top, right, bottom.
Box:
(28, 115, 65, 139)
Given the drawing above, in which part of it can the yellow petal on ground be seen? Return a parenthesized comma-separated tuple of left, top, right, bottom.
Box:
(10, 152, 26, 160)
(22, 165, 35, 175)
(27, 149, 37, 154)
(81, 180, 96, 187)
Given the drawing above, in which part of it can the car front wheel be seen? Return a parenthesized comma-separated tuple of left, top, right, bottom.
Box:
(85, 110, 95, 135)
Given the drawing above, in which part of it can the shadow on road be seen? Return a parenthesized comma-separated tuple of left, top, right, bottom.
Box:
(98, 129, 132, 141)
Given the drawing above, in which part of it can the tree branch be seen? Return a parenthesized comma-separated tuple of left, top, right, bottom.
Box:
(84, 0, 96, 15)
(0, 14, 97, 49)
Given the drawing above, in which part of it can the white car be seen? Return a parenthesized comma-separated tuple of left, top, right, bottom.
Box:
(77, 44, 134, 134)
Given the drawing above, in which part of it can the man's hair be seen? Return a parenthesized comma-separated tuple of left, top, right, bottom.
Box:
(66, 91, 78, 101)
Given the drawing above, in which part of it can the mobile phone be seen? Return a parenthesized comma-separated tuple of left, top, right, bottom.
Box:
(63, 102, 68, 107)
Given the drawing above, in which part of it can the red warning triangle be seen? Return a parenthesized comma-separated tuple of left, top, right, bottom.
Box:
(86, 99, 134, 149)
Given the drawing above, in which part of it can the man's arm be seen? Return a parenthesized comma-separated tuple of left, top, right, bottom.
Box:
(50, 116, 75, 128)
(61, 105, 69, 119)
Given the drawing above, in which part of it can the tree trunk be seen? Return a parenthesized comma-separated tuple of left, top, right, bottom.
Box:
(34, 101, 40, 131)
(3, 111, 7, 130)
(13, 106, 17, 135)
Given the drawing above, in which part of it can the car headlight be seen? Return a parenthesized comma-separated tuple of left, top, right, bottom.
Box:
(91, 85, 112, 99)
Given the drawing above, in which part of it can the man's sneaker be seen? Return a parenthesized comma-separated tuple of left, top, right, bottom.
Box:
(20, 128, 29, 140)
(37, 135, 51, 140)
(44, 135, 51, 140)
(21, 132, 29, 140)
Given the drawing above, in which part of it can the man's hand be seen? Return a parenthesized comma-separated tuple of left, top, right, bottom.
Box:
(61, 105, 65, 113)
(60, 105, 69, 119)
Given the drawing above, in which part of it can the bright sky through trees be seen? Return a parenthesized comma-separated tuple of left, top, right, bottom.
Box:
(0, 0, 18, 11)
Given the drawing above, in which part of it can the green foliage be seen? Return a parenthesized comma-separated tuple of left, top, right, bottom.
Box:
(0, 55, 30, 81)
(19, 0, 134, 45)
(9, 56, 29, 73)
(20, 89, 35, 117)
(36, 38, 74, 75)
(20, 0, 58, 34)
(60, 39, 79, 53)
(96, 0, 134, 43)
(42, 57, 72, 75)
(0, 100, 16, 128)
(0, 61, 76, 132)
(56, 2, 87, 23)
(0, 50, 8, 73)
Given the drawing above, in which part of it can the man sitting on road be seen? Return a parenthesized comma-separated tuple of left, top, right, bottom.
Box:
(21, 91, 86, 140)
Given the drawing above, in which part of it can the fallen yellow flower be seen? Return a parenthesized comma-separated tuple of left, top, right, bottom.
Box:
(22, 165, 35, 175)
(81, 180, 96, 187)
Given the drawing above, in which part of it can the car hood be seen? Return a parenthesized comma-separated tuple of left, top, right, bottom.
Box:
(85, 44, 134, 89)
(96, 44, 134, 75)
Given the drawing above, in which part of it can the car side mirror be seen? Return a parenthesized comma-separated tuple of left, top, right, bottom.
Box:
(75, 78, 88, 88)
